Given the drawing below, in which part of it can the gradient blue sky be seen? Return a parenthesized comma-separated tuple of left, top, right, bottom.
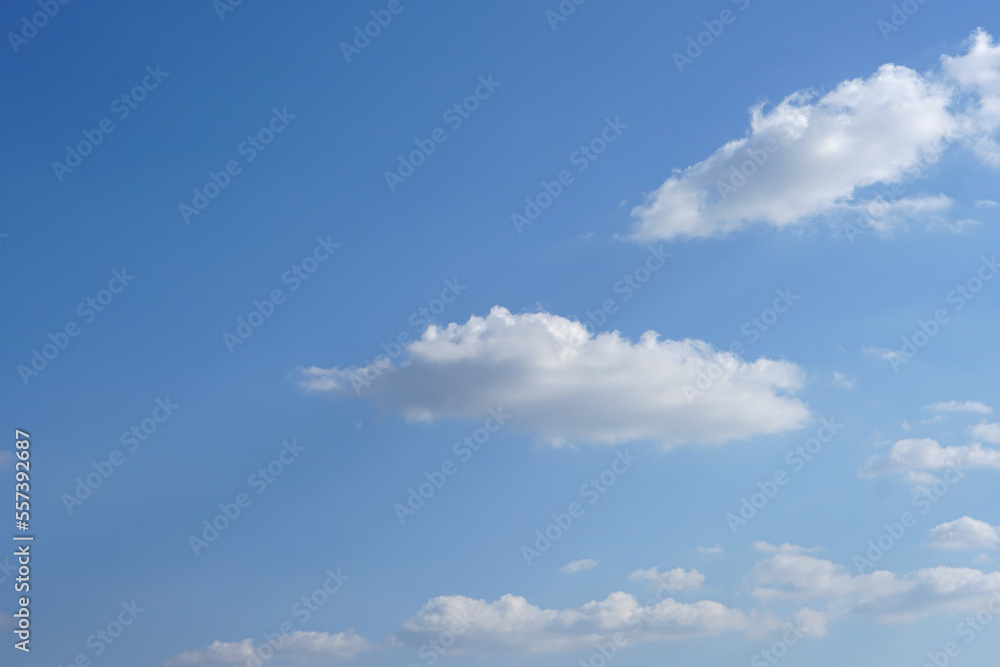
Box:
(2, 1, 1000, 666)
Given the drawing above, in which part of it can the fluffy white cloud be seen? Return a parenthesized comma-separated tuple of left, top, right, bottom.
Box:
(924, 400, 993, 414)
(560, 559, 598, 574)
(393, 592, 790, 654)
(971, 421, 1000, 444)
(169, 631, 374, 665)
(943, 29, 1000, 165)
(860, 437, 1000, 477)
(928, 517, 1000, 551)
(750, 547, 1000, 624)
(629, 567, 705, 592)
(630, 29, 1000, 241)
(300, 307, 811, 447)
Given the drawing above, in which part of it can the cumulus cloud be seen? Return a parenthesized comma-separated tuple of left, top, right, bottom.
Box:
(392, 592, 792, 654)
(928, 517, 1000, 551)
(924, 400, 993, 414)
(630, 29, 1000, 241)
(859, 437, 1000, 477)
(750, 546, 1000, 624)
(970, 421, 1000, 444)
(300, 307, 811, 447)
(560, 559, 598, 574)
(169, 631, 374, 665)
(629, 567, 705, 592)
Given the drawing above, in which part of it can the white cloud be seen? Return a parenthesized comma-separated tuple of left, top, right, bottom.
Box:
(393, 592, 794, 654)
(0, 451, 12, 470)
(832, 372, 855, 388)
(928, 517, 1000, 551)
(863, 346, 903, 363)
(630, 29, 1000, 241)
(942, 29, 1000, 165)
(301, 307, 811, 447)
(169, 631, 374, 665)
(629, 567, 705, 592)
(698, 545, 724, 555)
(970, 421, 1000, 444)
(750, 547, 1000, 624)
(924, 400, 993, 414)
(560, 559, 598, 574)
(975, 199, 1000, 207)
(860, 437, 1000, 477)
(753, 542, 822, 555)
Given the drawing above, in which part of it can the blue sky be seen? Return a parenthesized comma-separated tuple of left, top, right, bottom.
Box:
(2, 1, 1000, 665)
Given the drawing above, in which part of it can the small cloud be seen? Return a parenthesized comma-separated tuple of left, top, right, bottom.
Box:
(927, 517, 1000, 551)
(559, 559, 598, 574)
(974, 553, 992, 563)
(975, 199, 1000, 207)
(902, 420, 912, 430)
(924, 400, 993, 414)
(0, 451, 12, 470)
(863, 346, 902, 362)
(832, 372, 855, 388)
(928, 218, 981, 234)
(629, 567, 704, 592)
(697, 545, 723, 555)
(753, 542, 822, 555)
(577, 231, 596, 240)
